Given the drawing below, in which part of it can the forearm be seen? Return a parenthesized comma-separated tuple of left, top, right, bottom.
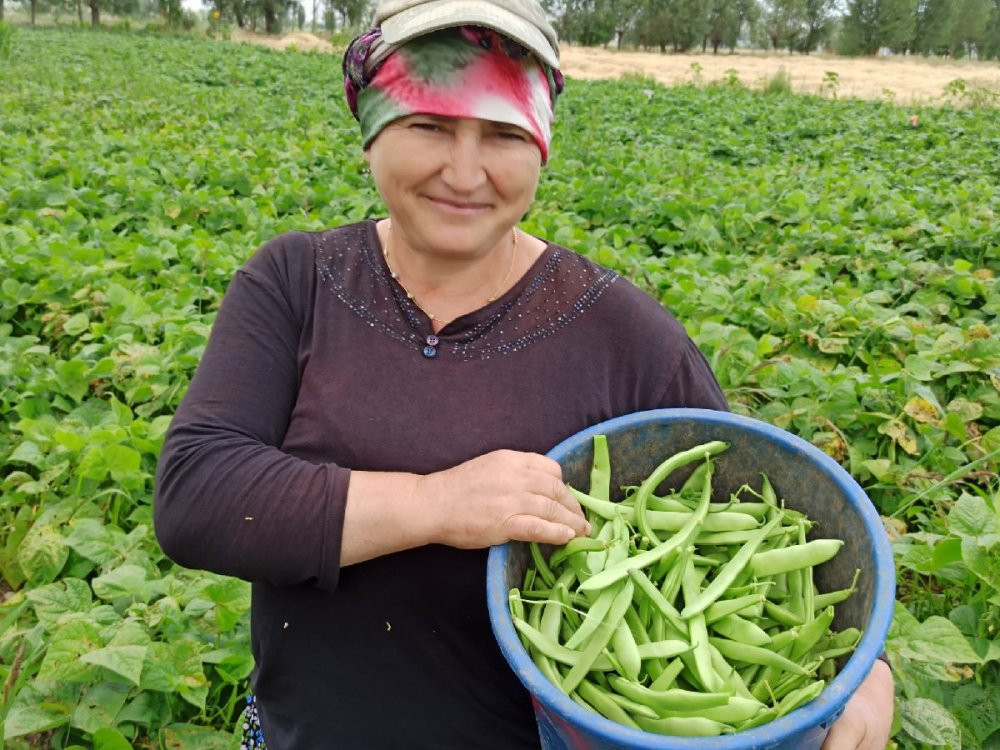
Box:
(340, 449, 591, 570)
(339, 470, 433, 567)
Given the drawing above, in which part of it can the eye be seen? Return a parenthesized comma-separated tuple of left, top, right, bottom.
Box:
(409, 120, 442, 132)
(495, 127, 530, 142)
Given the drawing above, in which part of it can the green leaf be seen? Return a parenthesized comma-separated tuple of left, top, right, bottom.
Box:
(64, 518, 122, 566)
(78, 443, 142, 482)
(25, 577, 92, 629)
(81, 645, 148, 687)
(71, 682, 130, 735)
(37, 620, 104, 683)
(204, 576, 251, 631)
(161, 723, 236, 750)
(2, 683, 75, 738)
(949, 493, 1000, 542)
(928, 537, 962, 571)
(897, 615, 983, 664)
(899, 697, 962, 746)
(8, 440, 45, 467)
(903, 355, 937, 382)
(951, 682, 1000, 743)
(92, 564, 156, 602)
(17, 523, 69, 585)
(62, 312, 90, 336)
(962, 538, 1000, 593)
(860, 458, 892, 481)
(92, 727, 135, 750)
(141, 640, 208, 710)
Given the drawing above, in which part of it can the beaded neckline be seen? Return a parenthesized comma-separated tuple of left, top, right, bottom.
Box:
(311, 220, 618, 361)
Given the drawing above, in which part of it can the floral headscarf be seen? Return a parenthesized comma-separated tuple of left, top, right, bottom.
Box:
(343, 25, 564, 161)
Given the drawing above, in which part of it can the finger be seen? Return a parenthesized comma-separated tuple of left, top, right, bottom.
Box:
(504, 515, 579, 546)
(516, 452, 565, 481)
(515, 468, 587, 520)
(547, 475, 589, 522)
(819, 706, 865, 750)
(516, 493, 591, 536)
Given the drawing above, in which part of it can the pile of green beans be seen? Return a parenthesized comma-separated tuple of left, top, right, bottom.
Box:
(508, 437, 861, 737)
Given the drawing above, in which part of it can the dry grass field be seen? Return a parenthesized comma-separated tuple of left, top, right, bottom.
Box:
(233, 29, 1000, 104)
(560, 44, 1000, 104)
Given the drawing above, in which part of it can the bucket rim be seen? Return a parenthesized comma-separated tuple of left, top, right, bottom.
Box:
(487, 407, 896, 748)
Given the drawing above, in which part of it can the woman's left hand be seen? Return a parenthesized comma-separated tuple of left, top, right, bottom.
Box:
(821, 659, 894, 749)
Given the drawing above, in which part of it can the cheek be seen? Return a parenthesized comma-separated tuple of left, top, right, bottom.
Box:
(497, 154, 541, 203)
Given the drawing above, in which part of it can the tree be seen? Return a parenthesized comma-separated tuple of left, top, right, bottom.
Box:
(909, 0, 955, 54)
(325, 0, 367, 30)
(634, 0, 708, 51)
(839, 0, 917, 54)
(704, 0, 742, 52)
(736, 0, 762, 45)
(609, 0, 642, 48)
(555, 0, 616, 45)
(797, 0, 835, 52)
(949, 0, 991, 56)
(986, 0, 1000, 58)
(761, 0, 804, 51)
(158, 0, 182, 26)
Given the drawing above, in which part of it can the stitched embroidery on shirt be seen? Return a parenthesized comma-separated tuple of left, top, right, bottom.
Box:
(311, 224, 618, 362)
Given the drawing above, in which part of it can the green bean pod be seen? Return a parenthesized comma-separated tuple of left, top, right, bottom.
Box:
(681, 515, 782, 619)
(575, 680, 641, 729)
(512, 619, 617, 670)
(633, 441, 729, 546)
(562, 578, 635, 694)
(709, 637, 810, 675)
(607, 675, 732, 712)
(633, 715, 729, 737)
(578, 482, 713, 594)
(749, 539, 844, 578)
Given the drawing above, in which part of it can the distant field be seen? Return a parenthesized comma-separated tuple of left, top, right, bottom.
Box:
(224, 28, 1000, 104)
(560, 45, 1000, 104)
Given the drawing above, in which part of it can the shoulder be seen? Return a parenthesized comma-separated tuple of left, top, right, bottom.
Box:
(237, 221, 370, 294)
(548, 244, 688, 344)
(241, 222, 372, 283)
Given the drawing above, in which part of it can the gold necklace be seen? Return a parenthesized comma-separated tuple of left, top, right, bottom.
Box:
(383, 221, 518, 325)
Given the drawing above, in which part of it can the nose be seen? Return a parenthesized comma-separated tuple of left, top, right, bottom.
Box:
(441, 126, 487, 193)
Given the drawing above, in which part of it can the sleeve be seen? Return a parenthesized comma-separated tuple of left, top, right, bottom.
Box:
(657, 336, 730, 412)
(153, 232, 351, 593)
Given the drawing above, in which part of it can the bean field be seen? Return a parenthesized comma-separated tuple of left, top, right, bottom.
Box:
(1, 27, 999, 749)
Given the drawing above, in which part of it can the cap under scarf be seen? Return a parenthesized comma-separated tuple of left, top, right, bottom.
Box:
(343, 26, 564, 162)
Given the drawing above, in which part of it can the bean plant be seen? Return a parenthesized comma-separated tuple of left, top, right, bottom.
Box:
(1, 27, 998, 749)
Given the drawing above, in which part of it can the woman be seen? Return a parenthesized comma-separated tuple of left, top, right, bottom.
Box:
(154, 0, 893, 747)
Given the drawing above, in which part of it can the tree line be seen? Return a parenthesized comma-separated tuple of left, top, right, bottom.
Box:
(3, 0, 999, 58)
(551, 0, 1000, 58)
(1, 0, 362, 33)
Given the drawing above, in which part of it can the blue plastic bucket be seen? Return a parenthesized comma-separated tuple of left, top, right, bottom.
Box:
(487, 408, 895, 750)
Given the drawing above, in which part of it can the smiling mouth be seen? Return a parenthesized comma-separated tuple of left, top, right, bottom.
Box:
(426, 196, 491, 211)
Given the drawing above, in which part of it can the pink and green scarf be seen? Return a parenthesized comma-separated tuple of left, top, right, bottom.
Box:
(343, 26, 563, 162)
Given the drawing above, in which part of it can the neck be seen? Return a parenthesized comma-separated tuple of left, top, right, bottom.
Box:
(380, 220, 520, 327)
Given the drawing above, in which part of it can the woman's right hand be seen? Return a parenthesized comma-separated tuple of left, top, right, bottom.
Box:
(417, 449, 592, 549)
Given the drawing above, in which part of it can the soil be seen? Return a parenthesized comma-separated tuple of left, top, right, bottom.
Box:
(229, 30, 1000, 104)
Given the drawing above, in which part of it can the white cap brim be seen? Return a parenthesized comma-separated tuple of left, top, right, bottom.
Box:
(379, 0, 559, 69)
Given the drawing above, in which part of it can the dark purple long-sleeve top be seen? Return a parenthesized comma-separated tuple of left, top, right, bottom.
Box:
(154, 221, 728, 748)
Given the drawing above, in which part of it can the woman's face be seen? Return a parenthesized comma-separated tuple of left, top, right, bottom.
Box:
(365, 114, 542, 259)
